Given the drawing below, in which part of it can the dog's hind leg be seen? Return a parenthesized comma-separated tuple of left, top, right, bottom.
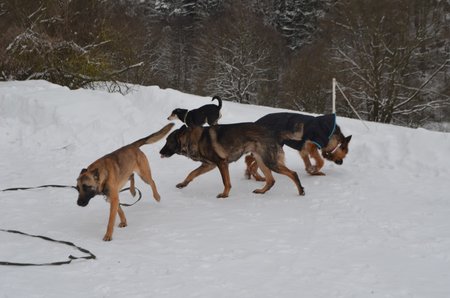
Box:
(177, 163, 216, 188)
(274, 164, 305, 196)
(129, 174, 136, 196)
(216, 161, 232, 198)
(117, 205, 127, 228)
(252, 154, 275, 194)
(137, 152, 160, 202)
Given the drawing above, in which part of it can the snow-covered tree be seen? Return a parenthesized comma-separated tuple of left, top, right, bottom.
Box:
(255, 0, 331, 50)
(197, 1, 281, 105)
(330, 0, 450, 125)
(1, 0, 145, 89)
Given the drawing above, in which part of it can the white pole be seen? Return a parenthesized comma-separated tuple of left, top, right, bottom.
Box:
(336, 82, 370, 131)
(332, 78, 336, 114)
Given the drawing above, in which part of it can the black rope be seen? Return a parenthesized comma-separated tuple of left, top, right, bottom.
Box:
(1, 184, 76, 191)
(118, 187, 142, 207)
(1, 184, 142, 207)
(0, 184, 143, 266)
(0, 228, 96, 266)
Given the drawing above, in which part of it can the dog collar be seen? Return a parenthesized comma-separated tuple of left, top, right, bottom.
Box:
(325, 143, 341, 156)
(183, 111, 189, 124)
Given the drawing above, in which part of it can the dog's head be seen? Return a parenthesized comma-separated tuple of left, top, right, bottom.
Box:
(167, 109, 187, 121)
(160, 126, 187, 158)
(76, 168, 103, 207)
(322, 125, 352, 165)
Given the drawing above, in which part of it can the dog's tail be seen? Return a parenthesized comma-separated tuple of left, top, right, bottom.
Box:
(133, 123, 175, 147)
(212, 96, 222, 109)
(278, 122, 304, 143)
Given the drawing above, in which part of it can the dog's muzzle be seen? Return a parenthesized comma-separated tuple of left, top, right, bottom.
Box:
(77, 192, 96, 207)
(77, 198, 89, 207)
(335, 159, 343, 165)
(160, 145, 176, 158)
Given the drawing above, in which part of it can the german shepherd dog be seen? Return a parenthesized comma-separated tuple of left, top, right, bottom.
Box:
(76, 123, 174, 241)
(160, 123, 305, 198)
(168, 96, 222, 127)
(245, 113, 352, 179)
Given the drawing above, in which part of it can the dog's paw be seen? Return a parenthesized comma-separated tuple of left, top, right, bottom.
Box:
(299, 188, 306, 196)
(311, 171, 326, 176)
(252, 189, 266, 194)
(306, 166, 326, 176)
(306, 166, 318, 174)
(153, 193, 161, 202)
(103, 234, 113, 241)
(118, 222, 127, 228)
(176, 182, 187, 188)
(216, 193, 228, 199)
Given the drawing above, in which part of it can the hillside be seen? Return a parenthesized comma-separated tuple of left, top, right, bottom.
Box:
(1, 80, 450, 298)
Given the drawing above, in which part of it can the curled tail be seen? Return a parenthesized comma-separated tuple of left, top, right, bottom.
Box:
(278, 122, 303, 143)
(134, 123, 175, 147)
(212, 96, 222, 109)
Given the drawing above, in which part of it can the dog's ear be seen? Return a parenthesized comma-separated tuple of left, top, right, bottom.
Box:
(344, 135, 352, 144)
(79, 168, 87, 175)
(341, 135, 352, 150)
(92, 168, 100, 181)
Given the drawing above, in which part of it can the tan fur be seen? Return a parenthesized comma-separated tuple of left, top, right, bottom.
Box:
(246, 134, 351, 179)
(300, 141, 326, 175)
(160, 123, 305, 198)
(245, 155, 265, 181)
(76, 123, 174, 241)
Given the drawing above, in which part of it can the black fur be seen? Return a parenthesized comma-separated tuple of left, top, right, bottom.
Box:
(255, 113, 338, 149)
(255, 112, 352, 161)
(168, 96, 222, 127)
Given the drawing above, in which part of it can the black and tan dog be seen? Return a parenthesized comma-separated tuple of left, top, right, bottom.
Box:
(167, 96, 222, 127)
(160, 122, 305, 198)
(76, 123, 174, 241)
(245, 113, 351, 180)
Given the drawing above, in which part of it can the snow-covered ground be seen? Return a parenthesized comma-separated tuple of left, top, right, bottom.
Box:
(1, 80, 449, 298)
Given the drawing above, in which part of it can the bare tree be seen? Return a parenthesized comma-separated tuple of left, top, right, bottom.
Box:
(330, 0, 450, 125)
(198, 1, 280, 105)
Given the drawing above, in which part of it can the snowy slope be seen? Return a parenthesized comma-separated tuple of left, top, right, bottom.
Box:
(1, 80, 450, 298)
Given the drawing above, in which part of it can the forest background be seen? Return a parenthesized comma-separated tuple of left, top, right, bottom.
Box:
(1, 0, 449, 129)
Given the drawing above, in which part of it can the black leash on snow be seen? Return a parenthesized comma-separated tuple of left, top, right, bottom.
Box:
(1, 184, 143, 207)
(0, 228, 96, 266)
(0, 184, 142, 266)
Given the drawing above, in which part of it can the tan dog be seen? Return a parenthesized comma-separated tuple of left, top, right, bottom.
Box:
(76, 123, 174, 241)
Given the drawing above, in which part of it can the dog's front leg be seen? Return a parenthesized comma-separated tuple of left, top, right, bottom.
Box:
(300, 149, 314, 174)
(309, 148, 325, 176)
(104, 193, 119, 241)
(176, 163, 216, 188)
(216, 161, 231, 198)
(300, 146, 325, 176)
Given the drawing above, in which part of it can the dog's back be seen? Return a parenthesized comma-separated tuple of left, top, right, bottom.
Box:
(255, 112, 337, 150)
(208, 122, 302, 169)
(256, 112, 315, 130)
(255, 113, 312, 150)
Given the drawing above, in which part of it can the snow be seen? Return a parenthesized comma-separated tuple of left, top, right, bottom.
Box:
(1, 80, 450, 298)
